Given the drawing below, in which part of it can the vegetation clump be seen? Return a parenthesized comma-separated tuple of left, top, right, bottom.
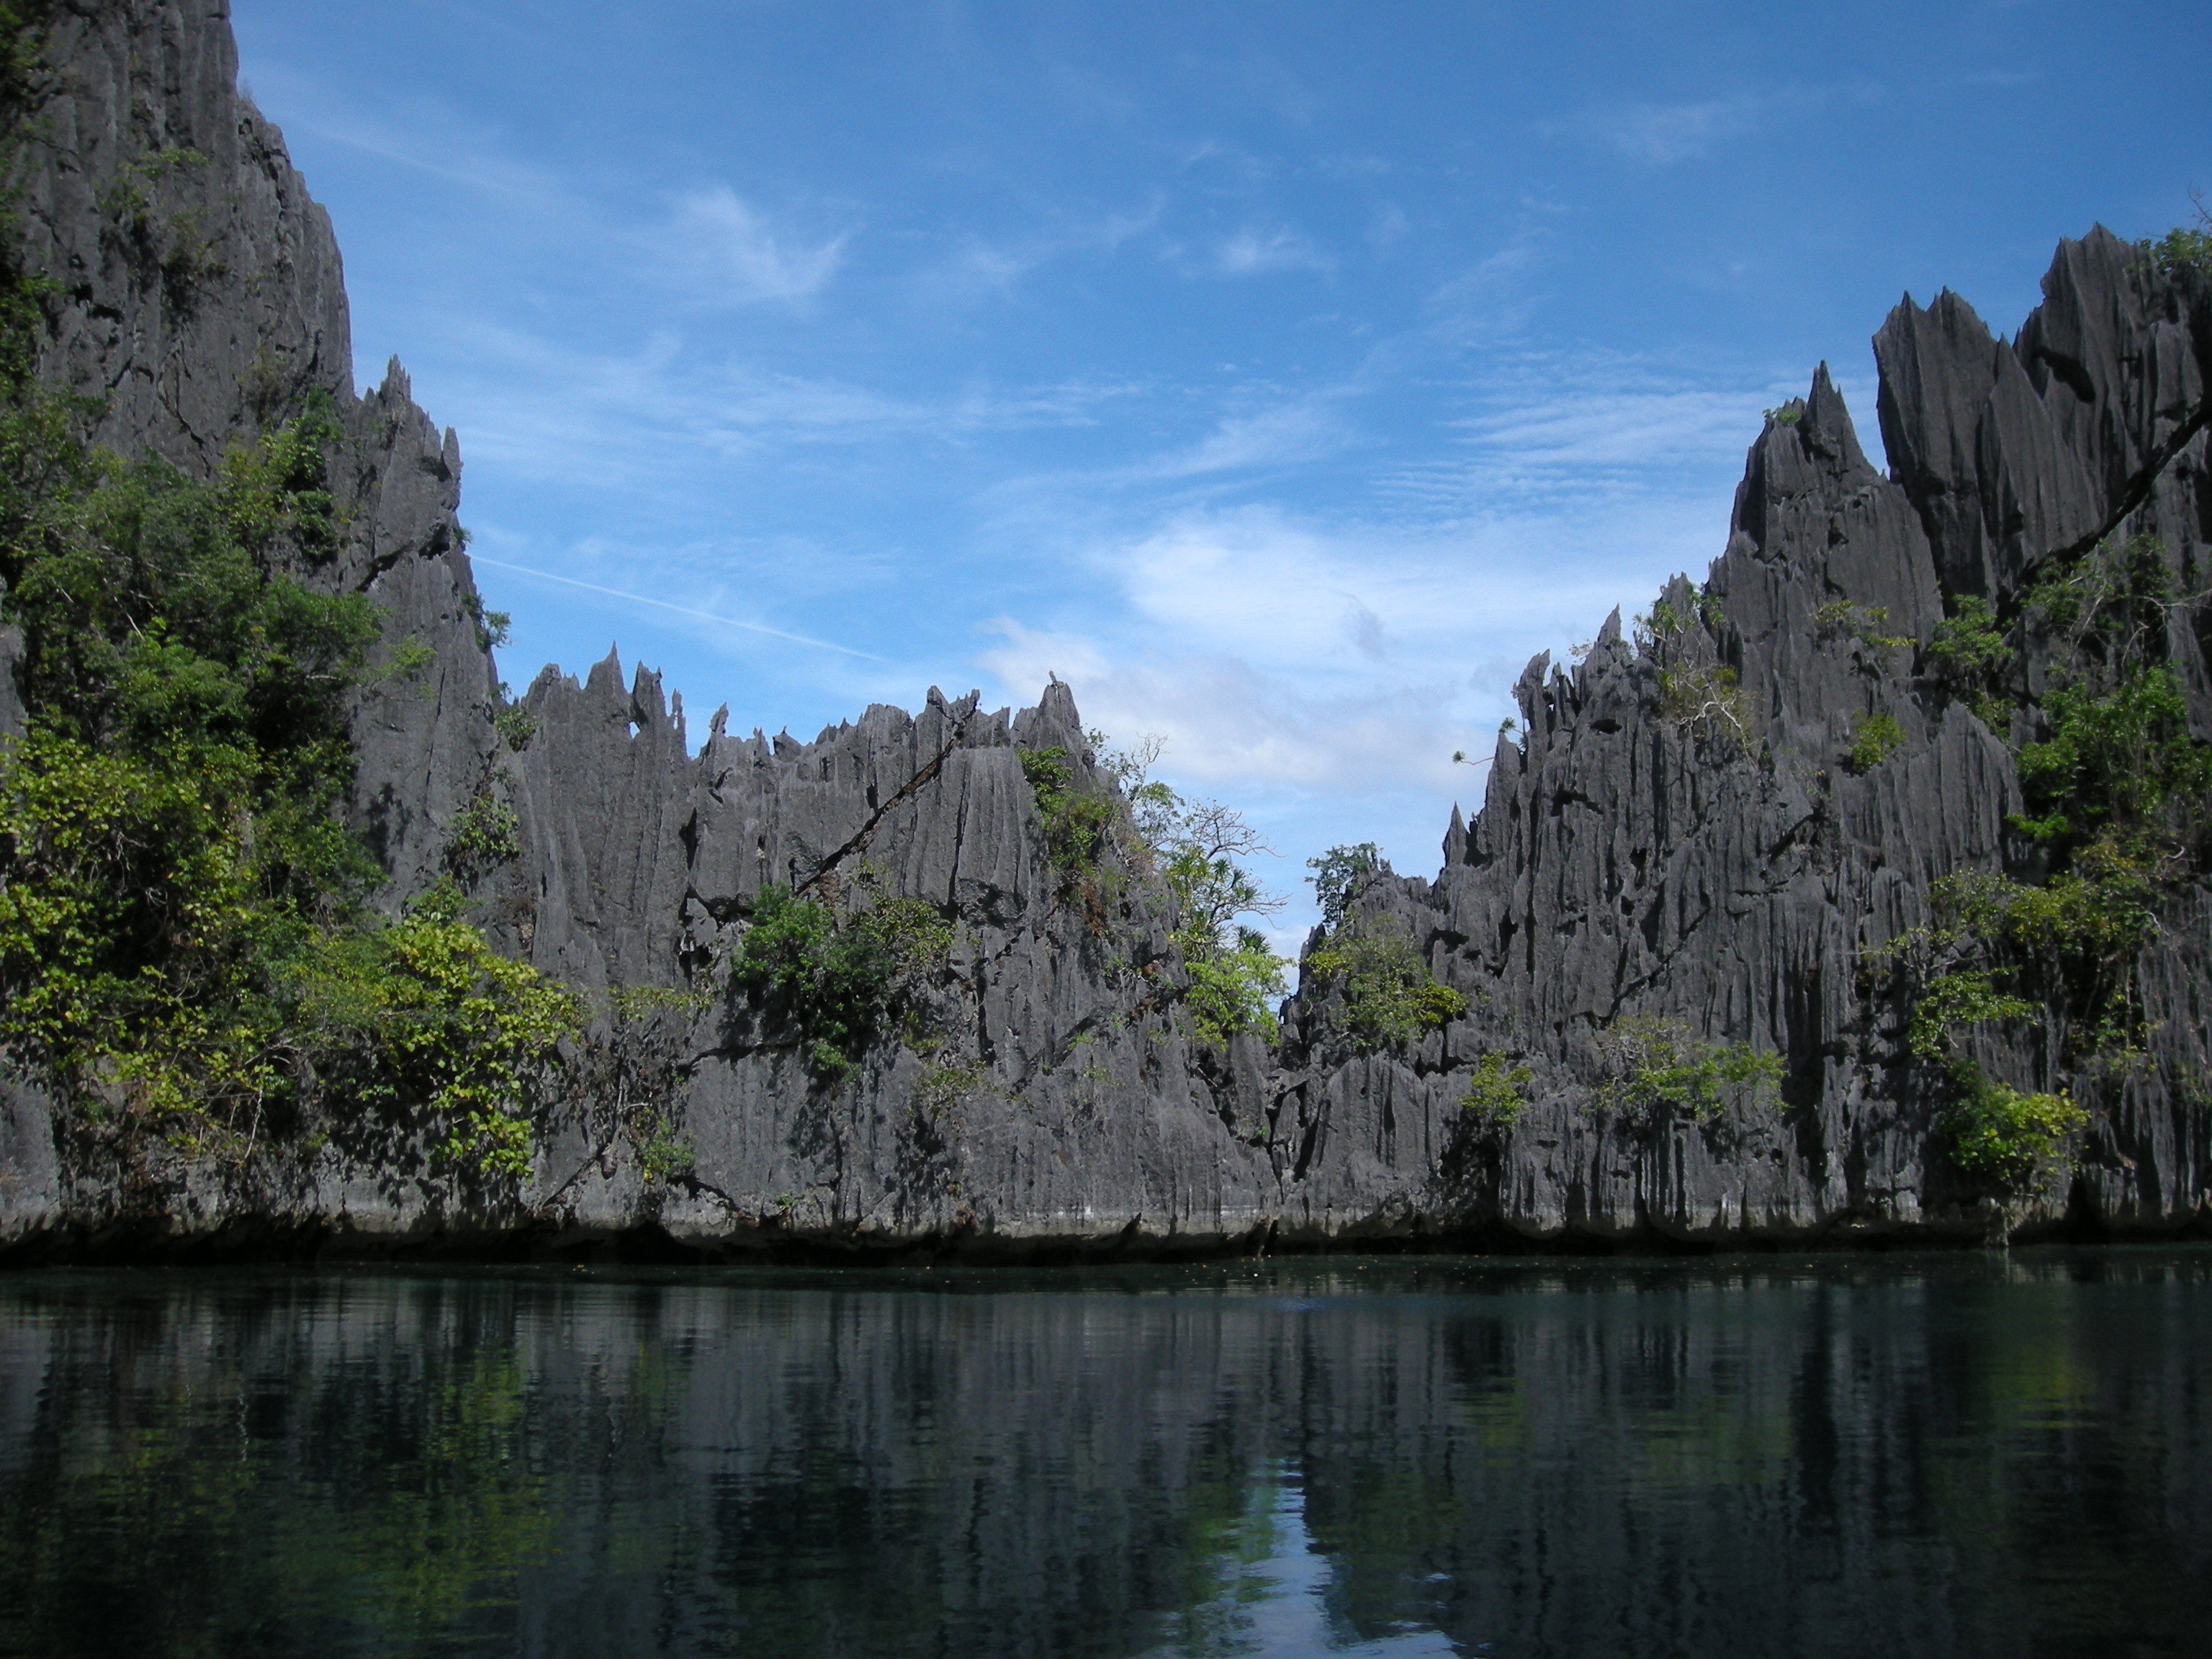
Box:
(1815, 600, 1912, 653)
(0, 55, 581, 1179)
(1094, 731, 1287, 1042)
(1304, 921, 1464, 1051)
(2149, 194, 2212, 279)
(288, 881, 585, 1177)
(1875, 528, 2211, 1188)
(1306, 841, 1386, 932)
(1845, 711, 1905, 773)
(444, 786, 521, 881)
(1298, 842, 1463, 1051)
(1926, 595, 2013, 729)
(491, 691, 535, 752)
(729, 882, 951, 1082)
(1656, 662, 1750, 743)
(1588, 1014, 1781, 1131)
(1020, 746, 1115, 871)
(1460, 1052, 1532, 1128)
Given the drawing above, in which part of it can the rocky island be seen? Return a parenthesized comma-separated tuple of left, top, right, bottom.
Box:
(1, 0, 2207, 1261)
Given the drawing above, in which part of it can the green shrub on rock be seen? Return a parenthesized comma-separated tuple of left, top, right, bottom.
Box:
(1304, 920, 1464, 1052)
(0, 149, 580, 1177)
(1460, 1053, 1532, 1128)
(1588, 1014, 1781, 1130)
(731, 883, 951, 1082)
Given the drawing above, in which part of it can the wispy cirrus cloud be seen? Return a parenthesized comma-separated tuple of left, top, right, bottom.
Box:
(1208, 223, 1332, 276)
(653, 186, 850, 305)
(1573, 94, 1769, 165)
(915, 198, 1164, 300)
(1555, 83, 1884, 166)
(429, 319, 1146, 490)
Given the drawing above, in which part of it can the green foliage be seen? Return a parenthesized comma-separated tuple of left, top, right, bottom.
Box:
(730, 883, 951, 1082)
(1304, 920, 1465, 1052)
(1879, 853, 2159, 1082)
(1762, 404, 1802, 426)
(444, 786, 521, 882)
(379, 636, 436, 685)
(1926, 594, 2013, 727)
(1307, 842, 1385, 932)
(1884, 537, 2212, 1189)
(1092, 729, 1289, 1041)
(1632, 593, 1689, 652)
(1020, 745, 1115, 871)
(2150, 197, 2212, 279)
(633, 1110, 696, 1182)
(1940, 1066, 2085, 1186)
(1845, 711, 1905, 773)
(459, 590, 511, 653)
(603, 982, 713, 1025)
(1589, 1014, 1782, 1129)
(492, 700, 536, 751)
(289, 882, 585, 1178)
(1656, 662, 1750, 742)
(1182, 930, 1288, 1043)
(2013, 670, 2212, 853)
(1460, 1052, 1532, 1128)
(2005, 534, 2212, 861)
(914, 1061, 983, 1116)
(1816, 599, 1914, 652)
(0, 78, 580, 1177)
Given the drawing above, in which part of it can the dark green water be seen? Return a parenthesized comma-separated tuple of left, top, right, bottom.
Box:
(2, 1250, 2209, 1658)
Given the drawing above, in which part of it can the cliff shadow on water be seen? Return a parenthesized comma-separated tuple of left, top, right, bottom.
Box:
(2, 1, 2211, 1264)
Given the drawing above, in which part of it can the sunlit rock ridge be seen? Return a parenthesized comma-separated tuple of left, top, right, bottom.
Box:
(2, 0, 2207, 1259)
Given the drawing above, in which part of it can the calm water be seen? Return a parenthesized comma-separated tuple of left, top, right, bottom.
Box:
(3, 1251, 2209, 1658)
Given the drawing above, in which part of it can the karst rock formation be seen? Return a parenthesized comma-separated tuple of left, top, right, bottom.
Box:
(1, 1, 2206, 1259)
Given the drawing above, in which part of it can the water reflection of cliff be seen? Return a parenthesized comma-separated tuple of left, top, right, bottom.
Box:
(2, 1255, 2208, 1658)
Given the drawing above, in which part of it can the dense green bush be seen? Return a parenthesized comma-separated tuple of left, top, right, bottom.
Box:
(1092, 730, 1288, 1041)
(1588, 1014, 1781, 1130)
(444, 786, 521, 881)
(1303, 920, 1464, 1052)
(1879, 528, 2211, 1187)
(2150, 197, 2212, 278)
(1926, 595, 2012, 727)
(730, 883, 951, 1081)
(1299, 844, 1460, 1051)
(1020, 746, 1115, 870)
(0, 45, 580, 1178)
(1460, 1053, 1532, 1128)
(1845, 711, 1905, 773)
(1306, 841, 1384, 932)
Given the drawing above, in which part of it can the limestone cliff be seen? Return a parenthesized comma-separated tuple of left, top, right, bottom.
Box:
(1, 0, 2206, 1259)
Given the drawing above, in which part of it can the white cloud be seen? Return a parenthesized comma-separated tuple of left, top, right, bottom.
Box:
(920, 199, 1165, 300)
(1560, 84, 1881, 167)
(1210, 225, 1331, 276)
(970, 495, 1706, 809)
(1376, 347, 1818, 516)
(657, 186, 849, 304)
(1136, 398, 1351, 480)
(1565, 96, 1767, 165)
(421, 319, 1143, 491)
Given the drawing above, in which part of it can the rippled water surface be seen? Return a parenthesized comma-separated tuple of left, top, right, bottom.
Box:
(3, 1250, 2209, 1658)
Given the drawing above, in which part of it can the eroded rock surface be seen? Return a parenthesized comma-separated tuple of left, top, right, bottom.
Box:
(2, 1, 2207, 1258)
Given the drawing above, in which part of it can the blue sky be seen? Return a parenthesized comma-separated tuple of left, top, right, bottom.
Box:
(232, 0, 2210, 942)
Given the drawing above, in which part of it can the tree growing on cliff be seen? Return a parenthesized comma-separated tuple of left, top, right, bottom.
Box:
(0, 55, 581, 1178)
(1092, 731, 1287, 1043)
(1300, 845, 1464, 1052)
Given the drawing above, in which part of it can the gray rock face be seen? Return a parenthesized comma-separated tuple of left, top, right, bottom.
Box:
(2, 1, 2207, 1258)
(3, 0, 500, 891)
(1263, 237, 2212, 1247)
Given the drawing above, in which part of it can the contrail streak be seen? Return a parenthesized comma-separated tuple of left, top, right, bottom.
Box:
(471, 557, 886, 662)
